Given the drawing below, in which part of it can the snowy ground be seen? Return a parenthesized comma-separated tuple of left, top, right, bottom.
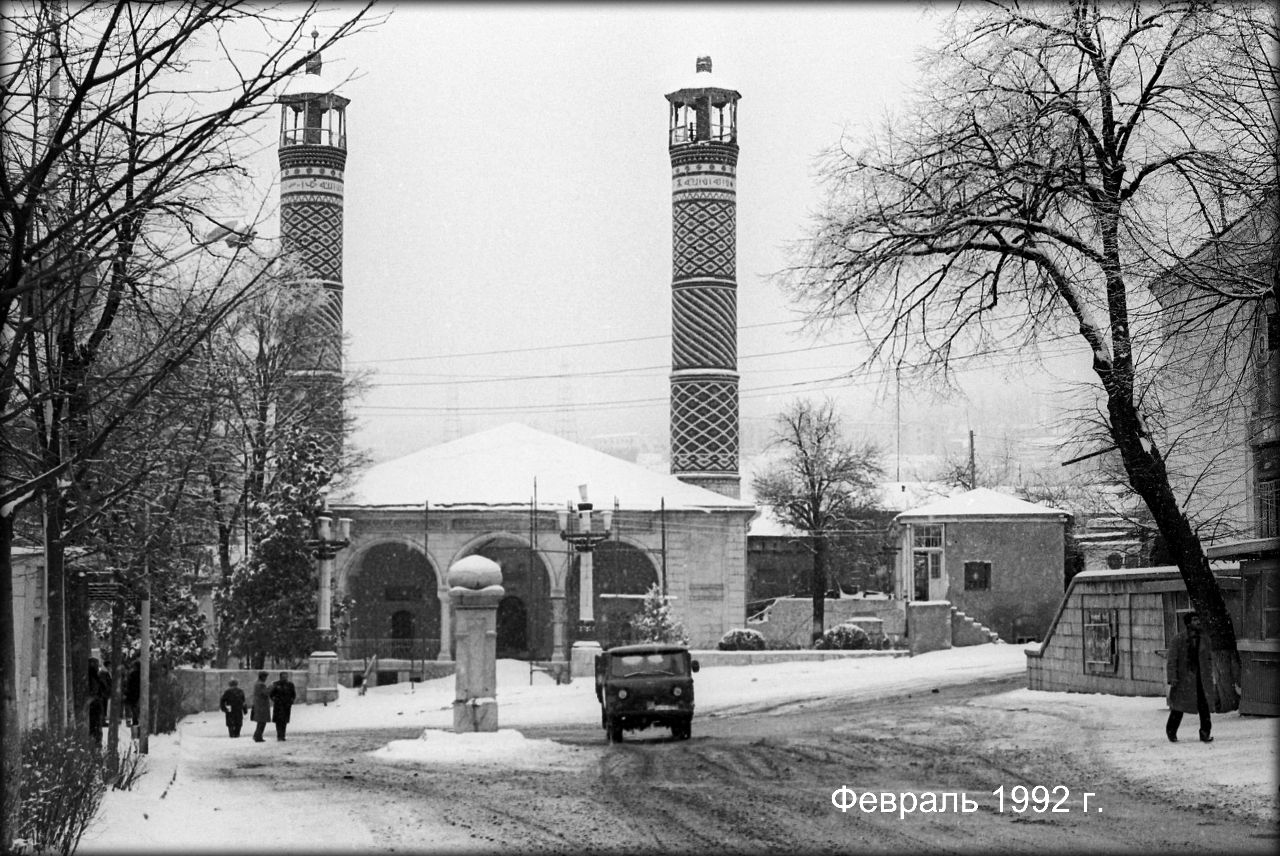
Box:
(78, 645, 1278, 852)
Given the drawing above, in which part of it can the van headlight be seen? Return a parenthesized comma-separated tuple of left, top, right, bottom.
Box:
(617, 688, 629, 700)
(673, 687, 683, 697)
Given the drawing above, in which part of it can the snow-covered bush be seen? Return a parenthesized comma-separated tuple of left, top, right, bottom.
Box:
(12, 726, 106, 855)
(717, 628, 766, 651)
(813, 623, 872, 650)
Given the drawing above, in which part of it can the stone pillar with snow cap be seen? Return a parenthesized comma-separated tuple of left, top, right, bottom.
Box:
(448, 555, 503, 732)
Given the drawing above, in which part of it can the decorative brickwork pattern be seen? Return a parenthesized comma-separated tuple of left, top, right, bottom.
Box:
(672, 200, 736, 279)
(672, 285, 736, 369)
(670, 378, 739, 473)
(281, 201, 344, 283)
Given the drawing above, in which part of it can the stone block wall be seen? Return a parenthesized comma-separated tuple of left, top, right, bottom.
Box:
(174, 668, 310, 716)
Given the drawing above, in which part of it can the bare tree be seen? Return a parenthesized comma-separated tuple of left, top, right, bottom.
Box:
(782, 2, 1276, 677)
(752, 399, 885, 643)
(0, 3, 377, 845)
(199, 269, 370, 664)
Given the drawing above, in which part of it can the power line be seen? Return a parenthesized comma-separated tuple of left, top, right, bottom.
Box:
(353, 334, 1090, 415)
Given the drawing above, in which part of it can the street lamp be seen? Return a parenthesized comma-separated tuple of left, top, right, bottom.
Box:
(557, 484, 614, 644)
(303, 504, 351, 705)
(306, 509, 352, 633)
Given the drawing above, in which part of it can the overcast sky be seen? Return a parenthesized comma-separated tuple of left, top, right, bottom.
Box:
(238, 3, 1093, 465)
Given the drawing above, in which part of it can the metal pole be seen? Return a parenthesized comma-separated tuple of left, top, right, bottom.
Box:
(660, 498, 667, 597)
(138, 570, 150, 755)
(968, 429, 976, 489)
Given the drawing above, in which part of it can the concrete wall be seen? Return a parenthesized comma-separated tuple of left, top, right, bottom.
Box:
(907, 602, 953, 656)
(748, 598, 906, 648)
(337, 659, 455, 688)
(943, 519, 1064, 643)
(174, 669, 309, 716)
(690, 649, 909, 667)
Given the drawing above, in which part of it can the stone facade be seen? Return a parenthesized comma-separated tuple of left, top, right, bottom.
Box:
(331, 505, 753, 664)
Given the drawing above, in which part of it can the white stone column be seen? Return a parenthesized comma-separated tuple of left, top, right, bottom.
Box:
(437, 588, 453, 662)
(448, 556, 503, 733)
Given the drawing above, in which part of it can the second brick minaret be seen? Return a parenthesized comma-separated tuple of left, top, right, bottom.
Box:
(666, 56, 741, 499)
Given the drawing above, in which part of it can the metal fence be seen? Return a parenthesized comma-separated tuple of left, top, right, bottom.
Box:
(338, 637, 440, 662)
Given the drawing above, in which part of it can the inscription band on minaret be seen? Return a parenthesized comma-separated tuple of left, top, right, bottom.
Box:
(666, 56, 741, 499)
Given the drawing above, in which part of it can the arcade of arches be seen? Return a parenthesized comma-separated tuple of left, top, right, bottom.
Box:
(340, 536, 660, 661)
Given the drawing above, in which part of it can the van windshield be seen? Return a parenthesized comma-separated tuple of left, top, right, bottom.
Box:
(609, 652, 686, 678)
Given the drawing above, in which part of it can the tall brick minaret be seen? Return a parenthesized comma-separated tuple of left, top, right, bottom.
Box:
(278, 31, 349, 449)
(666, 56, 741, 498)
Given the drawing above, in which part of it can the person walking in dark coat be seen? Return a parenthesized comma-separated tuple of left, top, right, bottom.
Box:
(250, 671, 272, 742)
(1166, 611, 1225, 743)
(86, 658, 111, 746)
(220, 678, 249, 738)
(269, 671, 297, 741)
(124, 662, 141, 727)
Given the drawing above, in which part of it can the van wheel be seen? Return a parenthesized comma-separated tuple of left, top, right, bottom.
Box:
(608, 720, 623, 743)
(679, 720, 692, 740)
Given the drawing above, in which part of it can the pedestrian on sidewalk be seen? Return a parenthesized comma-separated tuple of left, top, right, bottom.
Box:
(269, 671, 297, 741)
(1166, 610, 1219, 743)
(124, 661, 141, 727)
(220, 678, 248, 738)
(86, 657, 111, 746)
(250, 671, 271, 742)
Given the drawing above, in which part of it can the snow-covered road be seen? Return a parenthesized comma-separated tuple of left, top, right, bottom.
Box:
(77, 645, 1277, 853)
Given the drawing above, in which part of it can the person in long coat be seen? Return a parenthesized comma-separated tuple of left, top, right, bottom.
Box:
(86, 658, 111, 746)
(220, 678, 248, 738)
(250, 671, 272, 742)
(1166, 611, 1233, 743)
(269, 671, 297, 741)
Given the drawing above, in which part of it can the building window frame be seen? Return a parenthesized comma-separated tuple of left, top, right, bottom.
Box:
(964, 561, 991, 591)
(1083, 607, 1120, 675)
(909, 523, 944, 600)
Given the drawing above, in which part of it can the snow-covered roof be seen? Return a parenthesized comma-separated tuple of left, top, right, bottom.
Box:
(895, 487, 1068, 521)
(336, 423, 756, 514)
(1071, 565, 1182, 581)
(666, 57, 739, 100)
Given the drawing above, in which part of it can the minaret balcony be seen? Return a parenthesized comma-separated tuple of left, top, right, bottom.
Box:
(669, 124, 735, 146)
(281, 128, 346, 149)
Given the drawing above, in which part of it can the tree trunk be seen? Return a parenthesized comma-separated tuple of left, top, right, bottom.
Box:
(106, 580, 124, 778)
(811, 535, 828, 644)
(1105, 384, 1240, 662)
(68, 544, 91, 730)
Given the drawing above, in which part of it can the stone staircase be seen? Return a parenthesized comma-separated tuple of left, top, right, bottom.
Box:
(950, 607, 1003, 646)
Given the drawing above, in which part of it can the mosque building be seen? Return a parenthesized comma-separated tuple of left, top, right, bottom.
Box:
(287, 56, 758, 674)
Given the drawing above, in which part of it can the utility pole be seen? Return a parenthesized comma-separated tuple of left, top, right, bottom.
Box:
(968, 429, 976, 490)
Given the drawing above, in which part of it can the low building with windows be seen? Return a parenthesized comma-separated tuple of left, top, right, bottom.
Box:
(330, 423, 756, 682)
(892, 488, 1070, 643)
